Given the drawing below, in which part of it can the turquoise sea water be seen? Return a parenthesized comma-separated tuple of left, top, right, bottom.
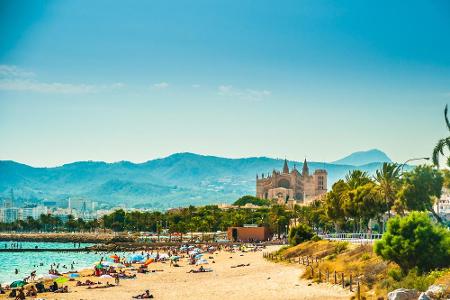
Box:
(0, 241, 124, 285)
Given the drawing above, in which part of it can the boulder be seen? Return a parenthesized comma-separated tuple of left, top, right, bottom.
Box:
(417, 292, 431, 300)
(425, 285, 446, 299)
(387, 288, 420, 300)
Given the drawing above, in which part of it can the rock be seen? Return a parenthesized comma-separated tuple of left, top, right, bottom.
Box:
(425, 285, 446, 299)
(387, 288, 420, 300)
(417, 292, 431, 300)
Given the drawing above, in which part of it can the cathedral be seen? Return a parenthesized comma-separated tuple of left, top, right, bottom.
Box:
(256, 159, 327, 207)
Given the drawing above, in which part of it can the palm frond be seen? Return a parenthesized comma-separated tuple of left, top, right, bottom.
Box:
(445, 105, 450, 131)
(433, 137, 450, 166)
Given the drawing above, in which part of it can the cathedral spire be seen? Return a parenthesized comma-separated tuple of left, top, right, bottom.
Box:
(302, 158, 309, 176)
(283, 158, 289, 173)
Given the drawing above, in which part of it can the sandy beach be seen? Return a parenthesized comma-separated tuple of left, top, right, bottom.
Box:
(3, 245, 351, 300)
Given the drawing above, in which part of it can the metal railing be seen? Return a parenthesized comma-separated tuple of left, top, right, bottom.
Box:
(318, 233, 382, 244)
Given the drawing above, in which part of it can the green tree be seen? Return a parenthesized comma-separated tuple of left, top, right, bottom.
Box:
(233, 195, 271, 207)
(395, 165, 444, 223)
(432, 104, 450, 167)
(288, 223, 314, 246)
(374, 212, 450, 274)
(374, 162, 401, 217)
(324, 180, 348, 230)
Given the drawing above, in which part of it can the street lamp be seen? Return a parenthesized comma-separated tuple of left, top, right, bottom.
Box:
(400, 157, 430, 173)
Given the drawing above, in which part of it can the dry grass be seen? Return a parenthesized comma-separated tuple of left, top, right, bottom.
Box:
(278, 241, 391, 299)
(277, 241, 450, 300)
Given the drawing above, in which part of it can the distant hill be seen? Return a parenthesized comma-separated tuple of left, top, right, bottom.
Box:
(332, 149, 392, 166)
(0, 151, 395, 210)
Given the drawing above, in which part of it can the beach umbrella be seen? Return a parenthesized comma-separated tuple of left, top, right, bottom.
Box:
(10, 280, 26, 288)
(195, 259, 208, 265)
(195, 254, 203, 259)
(100, 274, 113, 279)
(54, 277, 69, 284)
(159, 253, 169, 259)
(170, 255, 180, 260)
(38, 274, 59, 280)
(144, 258, 154, 265)
(128, 254, 144, 262)
(110, 254, 119, 259)
(68, 273, 80, 278)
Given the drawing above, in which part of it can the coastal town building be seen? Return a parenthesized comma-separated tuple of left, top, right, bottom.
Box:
(435, 189, 450, 221)
(256, 159, 327, 207)
(227, 225, 270, 242)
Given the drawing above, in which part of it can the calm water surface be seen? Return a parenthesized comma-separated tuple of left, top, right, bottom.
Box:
(0, 241, 128, 285)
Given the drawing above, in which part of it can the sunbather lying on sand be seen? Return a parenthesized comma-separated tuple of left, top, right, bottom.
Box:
(187, 266, 212, 273)
(87, 282, 116, 289)
(231, 263, 250, 268)
(132, 289, 154, 299)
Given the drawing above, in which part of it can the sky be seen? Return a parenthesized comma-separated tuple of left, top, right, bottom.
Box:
(0, 0, 449, 167)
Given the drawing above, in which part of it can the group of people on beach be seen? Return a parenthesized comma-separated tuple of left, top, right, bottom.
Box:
(2, 242, 265, 299)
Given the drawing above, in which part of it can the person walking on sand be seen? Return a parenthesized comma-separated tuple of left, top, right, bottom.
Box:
(115, 274, 120, 286)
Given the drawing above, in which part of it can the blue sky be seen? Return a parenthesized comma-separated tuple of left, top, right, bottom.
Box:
(0, 0, 449, 167)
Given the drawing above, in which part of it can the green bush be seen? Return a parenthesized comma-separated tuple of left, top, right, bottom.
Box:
(288, 223, 314, 246)
(334, 241, 348, 254)
(374, 211, 450, 274)
(311, 234, 322, 242)
(383, 268, 444, 292)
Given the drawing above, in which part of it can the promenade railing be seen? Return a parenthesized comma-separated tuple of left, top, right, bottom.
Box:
(317, 233, 382, 244)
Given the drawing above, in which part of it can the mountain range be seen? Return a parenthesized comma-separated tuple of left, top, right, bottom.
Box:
(0, 149, 393, 210)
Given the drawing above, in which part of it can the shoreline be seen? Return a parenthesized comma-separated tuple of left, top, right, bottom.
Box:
(0, 245, 351, 300)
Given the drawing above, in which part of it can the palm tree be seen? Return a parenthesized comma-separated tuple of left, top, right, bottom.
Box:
(374, 163, 401, 220)
(433, 105, 450, 167)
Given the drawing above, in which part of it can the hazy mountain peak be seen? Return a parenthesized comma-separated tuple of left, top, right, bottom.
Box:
(332, 149, 392, 166)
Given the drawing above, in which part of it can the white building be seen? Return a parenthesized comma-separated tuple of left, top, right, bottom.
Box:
(3, 207, 19, 223)
(435, 189, 450, 221)
(21, 205, 48, 220)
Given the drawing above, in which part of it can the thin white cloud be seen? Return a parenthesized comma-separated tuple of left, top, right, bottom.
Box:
(191, 84, 200, 88)
(0, 65, 125, 94)
(217, 85, 271, 101)
(151, 82, 169, 90)
(0, 65, 35, 78)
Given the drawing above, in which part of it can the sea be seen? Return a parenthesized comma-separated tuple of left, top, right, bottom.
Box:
(0, 241, 125, 285)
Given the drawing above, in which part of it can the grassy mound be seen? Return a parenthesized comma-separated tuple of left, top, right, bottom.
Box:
(275, 241, 449, 299)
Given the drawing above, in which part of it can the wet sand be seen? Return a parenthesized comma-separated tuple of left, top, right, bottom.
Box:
(2, 246, 351, 300)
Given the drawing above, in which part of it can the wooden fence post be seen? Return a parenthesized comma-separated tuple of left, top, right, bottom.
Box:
(357, 281, 361, 300)
(310, 266, 314, 278)
(334, 271, 337, 284)
(341, 273, 345, 289)
(349, 274, 353, 292)
(318, 269, 322, 282)
(326, 269, 329, 282)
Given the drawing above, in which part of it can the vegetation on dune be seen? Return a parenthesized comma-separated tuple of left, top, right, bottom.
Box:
(288, 223, 315, 246)
(374, 212, 450, 274)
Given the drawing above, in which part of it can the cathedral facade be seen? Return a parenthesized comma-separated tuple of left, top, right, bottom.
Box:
(256, 159, 327, 207)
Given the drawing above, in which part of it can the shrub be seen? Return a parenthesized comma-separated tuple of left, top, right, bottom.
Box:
(288, 224, 314, 246)
(334, 241, 348, 254)
(311, 234, 322, 242)
(384, 268, 444, 292)
(374, 211, 450, 274)
(361, 253, 371, 261)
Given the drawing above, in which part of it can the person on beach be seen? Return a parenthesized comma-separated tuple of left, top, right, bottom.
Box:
(26, 285, 37, 297)
(15, 288, 25, 300)
(115, 274, 120, 286)
(30, 270, 36, 281)
(132, 290, 153, 299)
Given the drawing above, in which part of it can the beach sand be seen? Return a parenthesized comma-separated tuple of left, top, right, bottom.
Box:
(3, 246, 351, 300)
